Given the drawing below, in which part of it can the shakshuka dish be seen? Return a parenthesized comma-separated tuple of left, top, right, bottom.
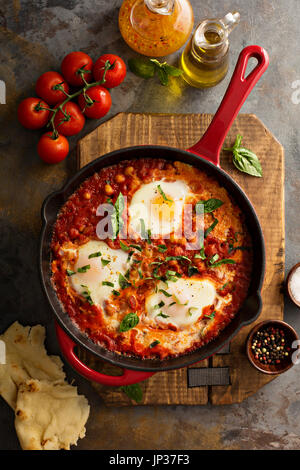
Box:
(51, 159, 252, 359)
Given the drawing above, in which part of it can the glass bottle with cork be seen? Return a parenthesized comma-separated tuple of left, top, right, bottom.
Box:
(119, 0, 194, 57)
(180, 11, 240, 88)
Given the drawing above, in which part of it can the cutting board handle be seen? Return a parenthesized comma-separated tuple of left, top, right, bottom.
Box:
(188, 45, 269, 166)
(55, 323, 154, 386)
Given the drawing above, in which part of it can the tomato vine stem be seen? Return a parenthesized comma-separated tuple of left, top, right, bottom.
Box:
(38, 60, 113, 138)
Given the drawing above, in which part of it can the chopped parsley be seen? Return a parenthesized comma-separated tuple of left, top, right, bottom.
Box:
(88, 251, 101, 259)
(119, 273, 131, 290)
(77, 265, 91, 273)
(119, 241, 130, 252)
(204, 218, 218, 238)
(66, 269, 76, 276)
(154, 301, 165, 309)
(101, 258, 110, 267)
(80, 285, 93, 305)
(157, 312, 169, 318)
(158, 244, 167, 253)
(157, 184, 173, 202)
(159, 289, 172, 297)
(149, 340, 160, 348)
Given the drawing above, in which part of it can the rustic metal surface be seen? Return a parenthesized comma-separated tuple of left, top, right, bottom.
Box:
(0, 0, 299, 450)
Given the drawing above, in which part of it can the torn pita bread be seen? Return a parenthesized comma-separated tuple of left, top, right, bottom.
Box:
(0, 322, 65, 409)
(15, 379, 90, 450)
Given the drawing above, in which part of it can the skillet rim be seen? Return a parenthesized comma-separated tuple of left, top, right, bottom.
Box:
(39, 145, 265, 372)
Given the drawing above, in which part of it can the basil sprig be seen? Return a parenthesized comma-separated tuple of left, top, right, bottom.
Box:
(128, 57, 183, 86)
(120, 384, 143, 403)
(224, 134, 262, 177)
(119, 312, 139, 332)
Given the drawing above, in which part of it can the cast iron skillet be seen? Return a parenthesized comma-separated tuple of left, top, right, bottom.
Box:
(40, 46, 268, 386)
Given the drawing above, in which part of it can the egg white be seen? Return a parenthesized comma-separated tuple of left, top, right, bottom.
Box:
(145, 278, 217, 329)
(128, 180, 190, 237)
(67, 240, 129, 308)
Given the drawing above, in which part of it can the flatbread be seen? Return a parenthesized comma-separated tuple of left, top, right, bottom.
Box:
(0, 322, 65, 409)
(15, 379, 90, 450)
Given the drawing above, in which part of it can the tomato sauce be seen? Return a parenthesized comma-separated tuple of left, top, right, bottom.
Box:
(51, 159, 252, 359)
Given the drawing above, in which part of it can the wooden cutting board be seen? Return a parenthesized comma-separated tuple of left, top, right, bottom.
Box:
(77, 112, 284, 406)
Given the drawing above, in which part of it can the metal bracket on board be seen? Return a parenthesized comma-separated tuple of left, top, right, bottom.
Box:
(187, 342, 231, 387)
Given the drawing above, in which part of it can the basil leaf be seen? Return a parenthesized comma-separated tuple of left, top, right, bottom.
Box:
(204, 218, 218, 238)
(112, 290, 120, 296)
(210, 259, 236, 268)
(162, 64, 183, 77)
(119, 312, 139, 332)
(233, 148, 263, 177)
(88, 251, 101, 259)
(119, 273, 131, 290)
(120, 383, 143, 403)
(149, 340, 160, 348)
(77, 265, 91, 273)
(157, 67, 169, 86)
(224, 134, 262, 178)
(196, 198, 224, 214)
(128, 58, 155, 79)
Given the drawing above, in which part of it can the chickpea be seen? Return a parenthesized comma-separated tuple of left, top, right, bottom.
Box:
(105, 184, 114, 195)
(115, 173, 125, 183)
(83, 191, 91, 200)
(125, 166, 135, 176)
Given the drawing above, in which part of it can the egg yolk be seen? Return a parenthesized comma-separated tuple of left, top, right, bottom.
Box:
(151, 194, 175, 223)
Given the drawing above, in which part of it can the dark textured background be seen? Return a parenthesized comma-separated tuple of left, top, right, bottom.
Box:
(1, 0, 300, 450)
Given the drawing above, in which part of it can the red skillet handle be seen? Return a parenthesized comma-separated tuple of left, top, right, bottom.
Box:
(55, 323, 155, 386)
(188, 45, 269, 166)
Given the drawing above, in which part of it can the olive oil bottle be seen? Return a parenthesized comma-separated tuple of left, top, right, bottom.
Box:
(180, 12, 240, 88)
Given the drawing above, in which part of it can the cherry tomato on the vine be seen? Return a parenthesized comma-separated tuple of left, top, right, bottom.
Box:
(61, 51, 93, 87)
(17, 97, 50, 130)
(36, 71, 69, 105)
(78, 85, 112, 119)
(93, 54, 126, 88)
(37, 133, 69, 164)
(53, 101, 85, 136)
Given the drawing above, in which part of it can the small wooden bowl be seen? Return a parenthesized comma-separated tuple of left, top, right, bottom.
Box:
(286, 262, 300, 308)
(246, 320, 299, 375)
